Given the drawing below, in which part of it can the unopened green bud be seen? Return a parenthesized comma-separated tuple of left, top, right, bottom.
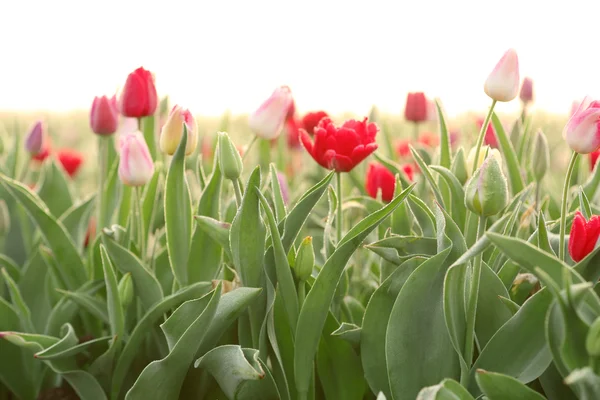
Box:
(218, 132, 243, 181)
(118, 273, 134, 308)
(530, 130, 549, 182)
(586, 317, 600, 356)
(465, 155, 508, 217)
(0, 200, 9, 237)
(294, 237, 314, 281)
(451, 147, 469, 185)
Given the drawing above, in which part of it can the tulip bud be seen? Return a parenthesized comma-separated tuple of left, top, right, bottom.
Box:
(25, 121, 45, 156)
(586, 317, 600, 357)
(365, 162, 396, 202)
(294, 236, 314, 281)
(466, 145, 502, 177)
(530, 130, 550, 182)
(520, 77, 534, 104)
(568, 212, 600, 262)
(404, 92, 428, 123)
(90, 95, 119, 135)
(484, 49, 520, 102)
(118, 67, 158, 118)
(118, 273, 134, 309)
(465, 155, 508, 217)
(563, 99, 600, 154)
(159, 105, 198, 156)
(218, 132, 243, 181)
(0, 200, 10, 237)
(118, 131, 155, 186)
(248, 86, 294, 140)
(451, 147, 469, 185)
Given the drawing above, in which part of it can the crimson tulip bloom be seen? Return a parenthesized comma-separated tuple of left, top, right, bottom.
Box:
(404, 92, 428, 123)
(396, 139, 411, 158)
(477, 118, 498, 148)
(300, 117, 378, 172)
(402, 163, 415, 182)
(57, 149, 84, 178)
(569, 211, 600, 262)
(590, 150, 600, 171)
(118, 67, 158, 118)
(366, 162, 395, 202)
(90, 95, 119, 135)
(301, 111, 329, 135)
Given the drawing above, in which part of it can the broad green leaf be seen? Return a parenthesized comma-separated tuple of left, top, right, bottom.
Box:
(270, 164, 287, 222)
(18, 249, 51, 332)
(491, 113, 525, 195)
(578, 187, 592, 220)
(56, 288, 109, 325)
(435, 99, 452, 169)
(59, 194, 96, 248)
(2, 268, 35, 332)
(331, 322, 361, 347)
(476, 262, 513, 349)
(416, 378, 475, 400)
(476, 370, 546, 400)
(100, 245, 124, 345)
(386, 248, 459, 400)
(125, 286, 221, 400)
(164, 127, 193, 286)
(34, 335, 111, 360)
(102, 152, 121, 229)
(36, 158, 74, 217)
(367, 236, 437, 262)
(408, 194, 436, 237)
(539, 363, 577, 400)
(565, 368, 600, 400)
(0, 254, 20, 282)
(194, 216, 232, 259)
(294, 184, 414, 396)
(537, 212, 554, 255)
(430, 165, 466, 229)
(410, 146, 445, 207)
(574, 245, 600, 283)
(142, 162, 164, 239)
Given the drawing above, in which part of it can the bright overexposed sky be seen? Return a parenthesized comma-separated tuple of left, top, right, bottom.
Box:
(1, 0, 599, 117)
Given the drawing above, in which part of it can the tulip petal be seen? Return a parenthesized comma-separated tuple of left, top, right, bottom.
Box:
(570, 212, 590, 262)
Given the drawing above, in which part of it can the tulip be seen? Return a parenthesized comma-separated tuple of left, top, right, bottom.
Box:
(366, 162, 396, 202)
(217, 132, 243, 181)
(57, 149, 84, 178)
(531, 130, 550, 182)
(402, 163, 415, 182)
(484, 49, 520, 102)
(590, 150, 600, 172)
(159, 105, 198, 155)
(118, 273, 134, 308)
(465, 155, 508, 217)
(248, 86, 294, 140)
(294, 236, 315, 282)
(396, 139, 411, 158)
(300, 117, 378, 173)
(118, 131, 155, 186)
(571, 101, 582, 118)
(90, 95, 119, 135)
(301, 111, 329, 135)
(404, 92, 428, 123)
(477, 118, 498, 148)
(25, 121, 45, 156)
(118, 67, 158, 118)
(418, 132, 439, 148)
(285, 118, 302, 149)
(569, 211, 600, 262)
(520, 77, 534, 104)
(563, 100, 600, 154)
(466, 145, 502, 177)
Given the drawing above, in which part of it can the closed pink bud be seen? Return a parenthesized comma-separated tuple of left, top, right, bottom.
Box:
(484, 49, 520, 102)
(90, 95, 119, 135)
(519, 77, 534, 104)
(159, 105, 198, 155)
(248, 86, 294, 140)
(25, 121, 45, 155)
(563, 99, 600, 154)
(118, 131, 155, 186)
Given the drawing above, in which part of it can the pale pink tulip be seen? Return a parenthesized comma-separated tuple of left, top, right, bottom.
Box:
(159, 105, 197, 155)
(118, 131, 155, 186)
(519, 77, 534, 104)
(248, 86, 294, 140)
(563, 98, 600, 154)
(484, 49, 520, 102)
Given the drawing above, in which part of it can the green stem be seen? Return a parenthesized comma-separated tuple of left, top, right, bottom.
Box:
(461, 215, 487, 387)
(559, 152, 579, 261)
(141, 116, 157, 161)
(336, 172, 343, 244)
(133, 186, 145, 260)
(98, 137, 108, 231)
(241, 135, 258, 162)
(471, 99, 498, 175)
(413, 122, 419, 141)
(535, 181, 541, 212)
(258, 138, 271, 172)
(232, 179, 243, 206)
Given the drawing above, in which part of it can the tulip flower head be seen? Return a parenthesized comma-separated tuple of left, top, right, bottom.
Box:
(404, 92, 428, 123)
(477, 118, 498, 148)
(285, 118, 302, 149)
(301, 111, 329, 135)
(563, 99, 600, 154)
(118, 131, 155, 186)
(248, 86, 294, 140)
(590, 150, 600, 172)
(90, 95, 119, 135)
(57, 149, 84, 178)
(467, 145, 502, 177)
(366, 162, 396, 202)
(484, 49, 520, 102)
(520, 77, 534, 104)
(25, 121, 45, 156)
(159, 105, 198, 155)
(402, 163, 415, 182)
(465, 155, 508, 217)
(396, 139, 411, 158)
(569, 211, 600, 262)
(301, 117, 378, 173)
(118, 67, 158, 118)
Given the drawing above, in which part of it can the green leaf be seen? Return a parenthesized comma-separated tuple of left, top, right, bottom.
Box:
(294, 184, 414, 396)
(476, 370, 546, 400)
(331, 322, 361, 347)
(367, 235, 437, 262)
(100, 245, 124, 346)
(18, 249, 52, 332)
(2, 268, 35, 332)
(435, 99, 452, 169)
(386, 248, 459, 400)
(142, 162, 164, 237)
(539, 363, 577, 400)
(430, 165, 466, 229)
(416, 378, 475, 400)
(59, 194, 96, 248)
(578, 187, 592, 220)
(34, 335, 111, 360)
(408, 194, 436, 237)
(36, 158, 74, 217)
(164, 126, 193, 286)
(491, 113, 525, 195)
(270, 164, 287, 222)
(322, 186, 337, 259)
(125, 286, 221, 400)
(194, 216, 232, 259)
(565, 368, 600, 400)
(476, 262, 513, 349)
(410, 146, 445, 207)
(102, 235, 163, 311)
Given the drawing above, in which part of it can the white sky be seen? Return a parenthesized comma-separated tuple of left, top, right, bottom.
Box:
(1, 0, 599, 117)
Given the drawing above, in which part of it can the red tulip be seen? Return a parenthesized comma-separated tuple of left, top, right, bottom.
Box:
(57, 149, 84, 178)
(418, 132, 439, 148)
(118, 67, 158, 118)
(300, 117, 378, 173)
(366, 162, 395, 202)
(32, 140, 51, 162)
(402, 163, 415, 182)
(591, 150, 600, 171)
(477, 118, 498, 148)
(301, 111, 329, 135)
(285, 118, 302, 149)
(569, 211, 600, 262)
(396, 139, 411, 158)
(90, 95, 119, 135)
(404, 92, 428, 123)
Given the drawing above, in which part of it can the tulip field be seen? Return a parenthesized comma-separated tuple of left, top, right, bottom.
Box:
(2, 49, 600, 400)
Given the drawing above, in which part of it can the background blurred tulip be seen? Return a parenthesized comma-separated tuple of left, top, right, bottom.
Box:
(520, 77, 534, 104)
(563, 99, 600, 154)
(484, 49, 520, 102)
(25, 121, 45, 155)
(90, 95, 119, 135)
(159, 105, 198, 155)
(404, 92, 428, 123)
(590, 150, 600, 171)
(118, 67, 158, 118)
(118, 131, 155, 186)
(477, 117, 498, 148)
(248, 86, 294, 140)
(57, 149, 84, 178)
(366, 162, 396, 202)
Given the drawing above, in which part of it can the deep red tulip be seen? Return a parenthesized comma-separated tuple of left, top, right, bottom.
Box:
(404, 92, 428, 123)
(118, 67, 158, 118)
(569, 211, 600, 262)
(300, 117, 378, 172)
(396, 139, 411, 158)
(402, 163, 415, 181)
(301, 111, 329, 135)
(366, 162, 395, 202)
(90, 95, 119, 135)
(477, 118, 498, 148)
(57, 149, 84, 178)
(591, 150, 600, 171)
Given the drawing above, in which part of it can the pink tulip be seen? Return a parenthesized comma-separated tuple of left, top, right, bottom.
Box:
(519, 77, 534, 104)
(159, 105, 198, 155)
(563, 99, 600, 154)
(118, 131, 155, 186)
(484, 49, 520, 102)
(248, 86, 294, 140)
(25, 121, 45, 155)
(90, 95, 119, 135)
